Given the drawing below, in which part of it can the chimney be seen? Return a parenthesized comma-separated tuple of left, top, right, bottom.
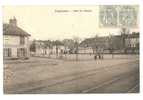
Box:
(9, 16, 17, 26)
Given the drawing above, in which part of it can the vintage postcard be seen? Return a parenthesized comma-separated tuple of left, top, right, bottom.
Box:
(3, 5, 139, 94)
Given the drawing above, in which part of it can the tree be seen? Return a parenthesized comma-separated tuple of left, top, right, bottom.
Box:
(52, 40, 63, 58)
(62, 39, 75, 53)
(44, 40, 52, 48)
(108, 34, 114, 58)
(120, 27, 130, 53)
(43, 40, 53, 57)
(80, 38, 94, 54)
(73, 37, 80, 61)
(30, 40, 36, 52)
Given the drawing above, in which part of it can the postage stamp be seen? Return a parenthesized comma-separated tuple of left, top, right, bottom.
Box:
(119, 6, 138, 27)
(99, 5, 118, 27)
(99, 5, 138, 28)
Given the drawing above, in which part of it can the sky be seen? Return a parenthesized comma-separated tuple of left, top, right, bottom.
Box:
(3, 5, 139, 40)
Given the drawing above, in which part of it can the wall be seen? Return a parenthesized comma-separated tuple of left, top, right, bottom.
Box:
(3, 35, 20, 46)
(3, 35, 30, 58)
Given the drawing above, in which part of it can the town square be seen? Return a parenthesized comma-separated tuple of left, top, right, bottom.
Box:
(3, 5, 139, 94)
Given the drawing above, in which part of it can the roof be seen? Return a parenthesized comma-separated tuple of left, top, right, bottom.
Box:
(80, 36, 109, 46)
(126, 33, 139, 38)
(3, 23, 31, 36)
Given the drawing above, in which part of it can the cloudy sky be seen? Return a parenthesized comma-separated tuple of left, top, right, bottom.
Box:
(3, 5, 139, 40)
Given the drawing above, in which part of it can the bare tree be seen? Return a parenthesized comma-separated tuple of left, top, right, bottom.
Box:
(108, 34, 114, 58)
(30, 40, 36, 56)
(73, 37, 80, 61)
(52, 40, 63, 58)
(44, 40, 53, 58)
(120, 27, 130, 53)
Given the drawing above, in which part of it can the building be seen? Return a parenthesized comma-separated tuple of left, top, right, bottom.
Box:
(34, 40, 46, 56)
(3, 17, 31, 59)
(31, 40, 52, 56)
(80, 36, 109, 54)
(80, 32, 139, 54)
(78, 47, 93, 54)
(125, 32, 139, 53)
(30, 40, 65, 57)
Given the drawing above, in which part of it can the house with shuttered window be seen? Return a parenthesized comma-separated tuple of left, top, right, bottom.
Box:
(3, 17, 31, 59)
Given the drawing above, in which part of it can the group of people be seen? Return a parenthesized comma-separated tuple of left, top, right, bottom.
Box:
(55, 46, 105, 60)
(94, 47, 104, 60)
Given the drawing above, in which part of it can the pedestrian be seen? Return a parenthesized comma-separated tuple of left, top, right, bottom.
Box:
(94, 55, 97, 60)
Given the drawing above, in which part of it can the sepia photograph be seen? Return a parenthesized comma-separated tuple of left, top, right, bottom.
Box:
(3, 5, 139, 94)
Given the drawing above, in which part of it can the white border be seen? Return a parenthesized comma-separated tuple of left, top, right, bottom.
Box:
(0, 0, 141, 5)
(0, 0, 143, 100)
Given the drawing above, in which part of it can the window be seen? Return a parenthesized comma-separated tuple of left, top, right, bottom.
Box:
(3, 48, 11, 57)
(17, 48, 27, 57)
(20, 36, 25, 45)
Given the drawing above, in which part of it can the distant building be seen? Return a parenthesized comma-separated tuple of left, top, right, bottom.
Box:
(52, 45, 65, 55)
(125, 32, 139, 53)
(80, 32, 139, 54)
(34, 40, 46, 56)
(31, 40, 65, 57)
(31, 40, 52, 56)
(78, 47, 93, 54)
(3, 17, 31, 59)
(80, 36, 109, 54)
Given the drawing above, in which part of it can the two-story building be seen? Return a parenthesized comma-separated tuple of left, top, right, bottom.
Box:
(3, 17, 31, 59)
